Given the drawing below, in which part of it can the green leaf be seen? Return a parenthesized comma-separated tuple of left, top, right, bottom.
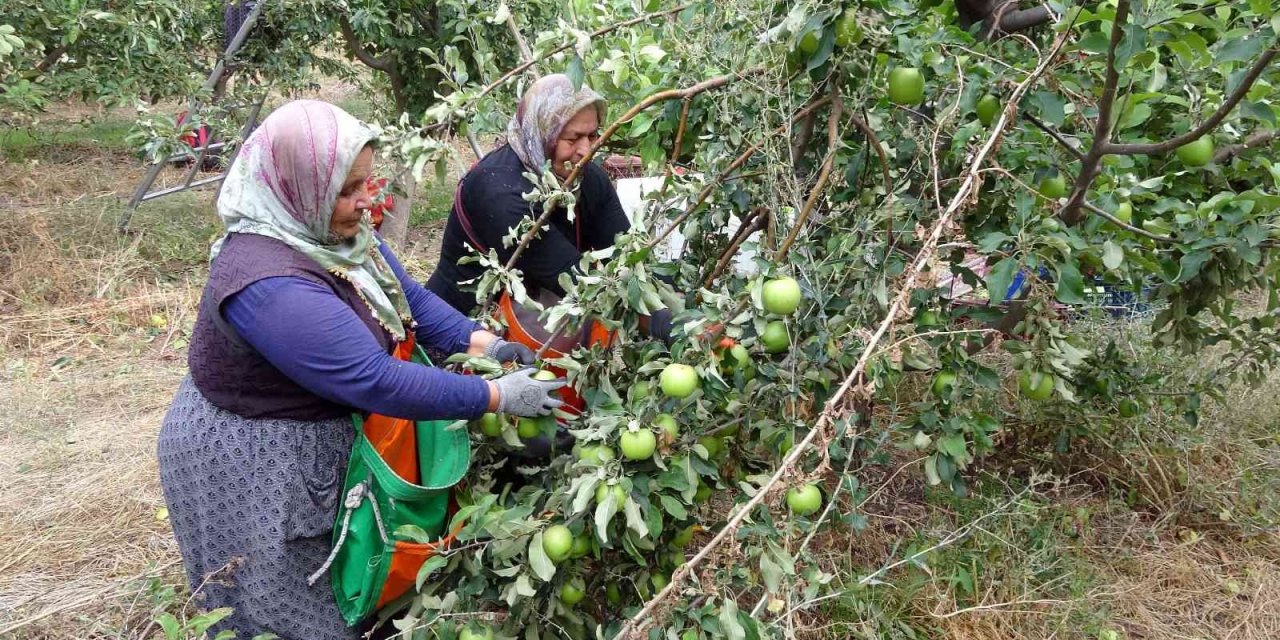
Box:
(623, 497, 649, 538)
(395, 524, 432, 543)
(1031, 91, 1068, 127)
(155, 613, 180, 640)
(190, 608, 234, 635)
(718, 598, 747, 640)
(1102, 241, 1124, 270)
(938, 433, 967, 461)
(566, 55, 585, 90)
(659, 494, 688, 520)
(1055, 258, 1085, 304)
(416, 554, 449, 591)
(528, 531, 558, 582)
(985, 257, 1020, 303)
(1113, 23, 1147, 72)
(1219, 35, 1267, 64)
(759, 551, 783, 592)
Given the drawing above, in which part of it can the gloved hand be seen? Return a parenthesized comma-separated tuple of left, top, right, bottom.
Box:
(484, 337, 536, 365)
(493, 368, 566, 417)
(647, 308, 675, 345)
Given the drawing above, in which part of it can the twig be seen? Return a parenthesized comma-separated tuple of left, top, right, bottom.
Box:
(701, 207, 768, 289)
(435, 3, 693, 125)
(1023, 112, 1085, 161)
(613, 21, 1071, 640)
(848, 110, 894, 243)
(1082, 201, 1173, 243)
(1103, 47, 1279, 156)
(775, 87, 843, 262)
(505, 13, 535, 70)
(669, 98, 692, 168)
(649, 96, 834, 250)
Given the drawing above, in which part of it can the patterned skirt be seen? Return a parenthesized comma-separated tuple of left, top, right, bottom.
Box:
(157, 376, 361, 640)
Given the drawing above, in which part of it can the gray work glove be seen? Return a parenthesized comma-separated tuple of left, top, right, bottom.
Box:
(493, 368, 566, 417)
(484, 337, 536, 365)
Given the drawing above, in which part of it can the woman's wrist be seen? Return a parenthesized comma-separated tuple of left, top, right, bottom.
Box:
(487, 380, 501, 412)
(469, 329, 498, 357)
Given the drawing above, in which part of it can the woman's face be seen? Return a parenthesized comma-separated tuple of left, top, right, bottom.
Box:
(329, 146, 374, 242)
(551, 107, 601, 179)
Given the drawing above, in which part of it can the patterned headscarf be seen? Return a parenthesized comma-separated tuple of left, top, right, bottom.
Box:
(212, 99, 412, 341)
(506, 73, 607, 174)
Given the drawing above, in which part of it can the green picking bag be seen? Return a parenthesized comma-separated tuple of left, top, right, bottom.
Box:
(306, 341, 472, 626)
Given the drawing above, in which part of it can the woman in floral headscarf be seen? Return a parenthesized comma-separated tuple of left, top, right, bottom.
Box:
(427, 74, 670, 340)
(156, 100, 565, 639)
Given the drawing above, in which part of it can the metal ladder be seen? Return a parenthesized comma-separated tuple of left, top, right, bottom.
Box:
(117, 1, 268, 232)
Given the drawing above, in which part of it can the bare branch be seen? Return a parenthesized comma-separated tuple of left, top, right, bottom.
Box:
(1022, 112, 1086, 161)
(338, 16, 394, 72)
(435, 3, 693, 128)
(1105, 48, 1278, 156)
(1082, 201, 1174, 243)
(775, 87, 843, 263)
(1103, 47, 1278, 155)
(1214, 129, 1279, 162)
(649, 96, 834, 250)
(669, 98, 692, 167)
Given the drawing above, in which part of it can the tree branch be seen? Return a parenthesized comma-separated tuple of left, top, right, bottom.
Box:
(338, 16, 394, 72)
(33, 44, 69, 74)
(1103, 47, 1278, 156)
(1022, 112, 1086, 161)
(701, 207, 768, 289)
(1083, 201, 1174, 243)
(1061, 0, 1130, 225)
(775, 87, 843, 263)
(1213, 129, 1279, 162)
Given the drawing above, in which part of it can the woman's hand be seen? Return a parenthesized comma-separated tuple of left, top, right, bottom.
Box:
(484, 337, 536, 365)
(487, 368, 565, 416)
(468, 330, 534, 364)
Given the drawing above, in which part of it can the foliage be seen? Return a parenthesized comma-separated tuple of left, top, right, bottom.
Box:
(355, 0, 1280, 637)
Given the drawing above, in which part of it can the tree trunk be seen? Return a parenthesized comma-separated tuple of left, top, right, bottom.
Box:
(381, 170, 417, 248)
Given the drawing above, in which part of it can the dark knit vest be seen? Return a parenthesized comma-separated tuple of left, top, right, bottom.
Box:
(187, 233, 394, 419)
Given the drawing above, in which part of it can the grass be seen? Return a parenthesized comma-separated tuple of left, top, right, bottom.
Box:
(0, 117, 136, 162)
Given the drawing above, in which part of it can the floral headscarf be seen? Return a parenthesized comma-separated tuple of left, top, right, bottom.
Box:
(212, 99, 412, 341)
(506, 73, 607, 174)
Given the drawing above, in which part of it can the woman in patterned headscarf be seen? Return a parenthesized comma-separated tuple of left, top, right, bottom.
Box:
(156, 100, 565, 639)
(426, 74, 669, 342)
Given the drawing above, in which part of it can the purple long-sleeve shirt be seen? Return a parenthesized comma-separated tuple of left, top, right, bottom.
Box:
(222, 242, 492, 421)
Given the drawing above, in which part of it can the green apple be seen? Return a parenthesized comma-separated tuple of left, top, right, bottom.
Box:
(761, 321, 790, 354)
(671, 524, 696, 548)
(762, 277, 803, 315)
(835, 10, 862, 48)
(596, 483, 627, 505)
(477, 412, 503, 437)
(1038, 174, 1067, 199)
(888, 67, 925, 105)
(786, 484, 822, 516)
(542, 524, 574, 563)
(1018, 370, 1054, 402)
(654, 414, 679, 441)
(659, 363, 700, 398)
(976, 94, 1000, 127)
(576, 444, 616, 465)
(1114, 201, 1133, 225)
(932, 370, 958, 397)
(1176, 137, 1214, 167)
(620, 429, 658, 460)
(560, 577, 586, 606)
(459, 626, 495, 640)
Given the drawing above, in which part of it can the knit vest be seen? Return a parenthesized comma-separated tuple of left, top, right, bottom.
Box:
(187, 233, 394, 419)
